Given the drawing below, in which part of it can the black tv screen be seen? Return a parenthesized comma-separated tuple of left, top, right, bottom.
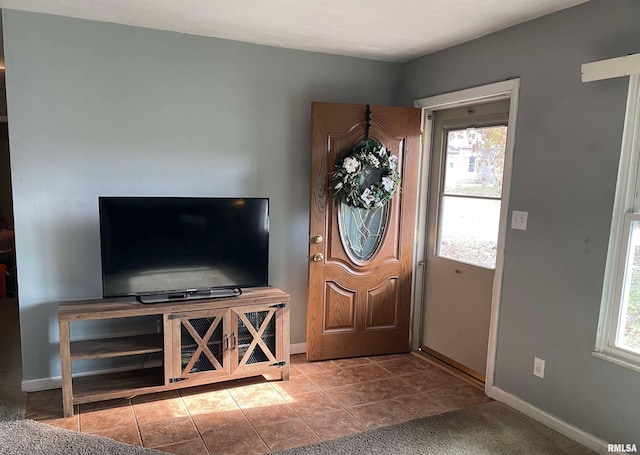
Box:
(99, 197, 269, 298)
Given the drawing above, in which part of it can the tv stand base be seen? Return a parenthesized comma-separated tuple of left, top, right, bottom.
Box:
(57, 286, 290, 417)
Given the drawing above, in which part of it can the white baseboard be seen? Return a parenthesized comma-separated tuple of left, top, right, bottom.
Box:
(22, 361, 164, 392)
(290, 342, 306, 355)
(22, 376, 61, 392)
(488, 386, 610, 455)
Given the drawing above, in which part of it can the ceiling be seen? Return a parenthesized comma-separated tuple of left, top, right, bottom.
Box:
(0, 0, 589, 63)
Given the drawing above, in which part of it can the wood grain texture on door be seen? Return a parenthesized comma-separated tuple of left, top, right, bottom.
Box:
(307, 102, 421, 361)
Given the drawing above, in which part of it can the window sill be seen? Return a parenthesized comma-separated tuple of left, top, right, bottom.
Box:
(592, 350, 640, 374)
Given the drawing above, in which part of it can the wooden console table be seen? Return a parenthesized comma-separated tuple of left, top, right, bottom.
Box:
(58, 287, 290, 417)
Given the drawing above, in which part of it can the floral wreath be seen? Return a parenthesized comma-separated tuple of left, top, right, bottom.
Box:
(331, 139, 400, 209)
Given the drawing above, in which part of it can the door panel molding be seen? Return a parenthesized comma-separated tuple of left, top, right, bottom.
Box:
(323, 281, 357, 332)
(365, 277, 399, 329)
(413, 79, 521, 391)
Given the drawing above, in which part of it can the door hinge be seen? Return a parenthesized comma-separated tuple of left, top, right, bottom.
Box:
(420, 130, 424, 144)
(168, 314, 186, 320)
(170, 377, 188, 383)
(269, 302, 286, 308)
(270, 361, 287, 367)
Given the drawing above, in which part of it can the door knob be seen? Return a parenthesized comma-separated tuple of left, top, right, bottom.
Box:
(312, 235, 323, 244)
(312, 253, 324, 262)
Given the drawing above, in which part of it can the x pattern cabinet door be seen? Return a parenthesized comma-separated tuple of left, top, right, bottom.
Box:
(170, 304, 285, 382)
(231, 304, 283, 373)
(170, 308, 230, 381)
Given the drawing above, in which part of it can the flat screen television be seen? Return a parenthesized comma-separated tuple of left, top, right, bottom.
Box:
(99, 197, 269, 303)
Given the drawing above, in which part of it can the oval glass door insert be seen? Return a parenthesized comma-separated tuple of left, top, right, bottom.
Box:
(339, 201, 389, 262)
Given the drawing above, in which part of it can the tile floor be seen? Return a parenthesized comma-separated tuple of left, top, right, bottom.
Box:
(26, 353, 491, 454)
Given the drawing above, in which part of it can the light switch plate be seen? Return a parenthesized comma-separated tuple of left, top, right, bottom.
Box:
(534, 357, 545, 378)
(511, 211, 528, 230)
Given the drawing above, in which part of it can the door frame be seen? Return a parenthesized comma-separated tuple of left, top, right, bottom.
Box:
(411, 79, 520, 393)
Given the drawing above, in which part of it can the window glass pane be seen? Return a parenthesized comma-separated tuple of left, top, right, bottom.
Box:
(339, 202, 388, 262)
(443, 126, 507, 198)
(618, 221, 640, 354)
(437, 196, 501, 268)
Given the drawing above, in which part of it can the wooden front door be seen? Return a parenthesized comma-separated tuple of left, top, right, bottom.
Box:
(306, 102, 421, 361)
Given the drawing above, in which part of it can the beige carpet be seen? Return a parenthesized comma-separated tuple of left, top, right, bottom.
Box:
(0, 419, 163, 455)
(273, 401, 597, 455)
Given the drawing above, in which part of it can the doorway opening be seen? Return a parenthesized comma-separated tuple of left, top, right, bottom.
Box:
(412, 79, 520, 391)
(0, 75, 16, 299)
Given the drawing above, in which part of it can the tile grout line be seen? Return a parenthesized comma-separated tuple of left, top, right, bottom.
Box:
(126, 398, 145, 448)
(77, 398, 142, 446)
(284, 371, 374, 437)
(267, 379, 325, 446)
(301, 357, 457, 431)
(177, 392, 212, 455)
(411, 350, 486, 391)
(131, 394, 202, 451)
(302, 371, 371, 432)
(226, 385, 273, 453)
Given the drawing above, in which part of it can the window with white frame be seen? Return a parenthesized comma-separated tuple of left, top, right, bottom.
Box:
(596, 74, 640, 371)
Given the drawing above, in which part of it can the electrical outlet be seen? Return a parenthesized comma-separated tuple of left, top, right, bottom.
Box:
(511, 211, 528, 230)
(534, 357, 545, 378)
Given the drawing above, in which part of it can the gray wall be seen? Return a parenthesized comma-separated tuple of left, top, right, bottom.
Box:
(402, 0, 640, 443)
(2, 10, 400, 380)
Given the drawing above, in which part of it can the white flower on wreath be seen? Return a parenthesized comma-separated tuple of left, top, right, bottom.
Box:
(343, 157, 360, 174)
(360, 187, 376, 205)
(377, 146, 387, 157)
(388, 154, 398, 170)
(382, 176, 395, 192)
(367, 153, 380, 168)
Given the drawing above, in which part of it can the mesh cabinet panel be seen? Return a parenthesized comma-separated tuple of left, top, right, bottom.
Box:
(180, 316, 224, 374)
(237, 311, 276, 365)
